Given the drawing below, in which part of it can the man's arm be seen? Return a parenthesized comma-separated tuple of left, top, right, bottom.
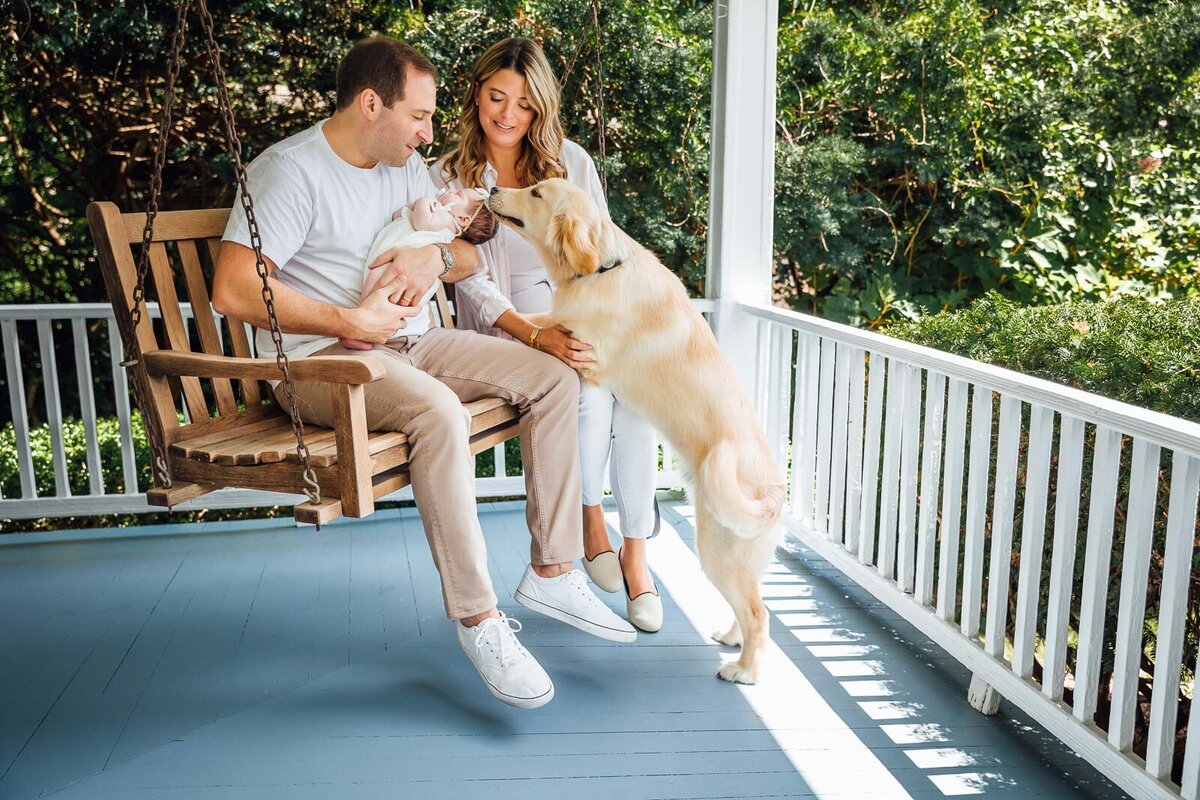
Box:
(366, 239, 479, 307)
(212, 241, 420, 344)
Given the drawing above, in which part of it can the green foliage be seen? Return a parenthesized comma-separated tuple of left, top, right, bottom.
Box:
(773, 0, 1200, 326)
(0, 0, 712, 306)
(888, 291, 1200, 421)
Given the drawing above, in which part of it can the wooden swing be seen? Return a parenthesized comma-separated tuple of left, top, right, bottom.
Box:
(87, 0, 521, 527)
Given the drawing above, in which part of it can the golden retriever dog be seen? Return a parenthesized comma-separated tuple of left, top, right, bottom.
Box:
(487, 179, 786, 684)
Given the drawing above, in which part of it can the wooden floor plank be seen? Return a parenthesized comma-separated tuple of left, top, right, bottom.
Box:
(1, 500, 1129, 800)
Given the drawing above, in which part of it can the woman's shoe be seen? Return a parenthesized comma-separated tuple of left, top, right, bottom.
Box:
(582, 550, 622, 593)
(620, 548, 663, 633)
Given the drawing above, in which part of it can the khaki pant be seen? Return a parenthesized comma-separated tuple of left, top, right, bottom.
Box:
(279, 327, 583, 620)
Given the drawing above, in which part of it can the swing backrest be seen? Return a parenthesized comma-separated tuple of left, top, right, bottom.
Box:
(87, 202, 458, 444)
(88, 202, 271, 445)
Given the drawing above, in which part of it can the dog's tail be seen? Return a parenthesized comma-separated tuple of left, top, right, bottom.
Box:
(696, 438, 786, 539)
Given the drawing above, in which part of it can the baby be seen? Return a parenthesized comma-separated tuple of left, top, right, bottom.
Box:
(339, 188, 498, 349)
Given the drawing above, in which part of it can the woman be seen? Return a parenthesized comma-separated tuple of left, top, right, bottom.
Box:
(433, 37, 663, 632)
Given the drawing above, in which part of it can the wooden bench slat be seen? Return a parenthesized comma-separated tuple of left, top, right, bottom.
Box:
(179, 239, 237, 416)
(149, 242, 208, 421)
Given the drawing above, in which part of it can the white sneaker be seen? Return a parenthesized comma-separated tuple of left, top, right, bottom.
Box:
(514, 566, 638, 643)
(456, 613, 554, 709)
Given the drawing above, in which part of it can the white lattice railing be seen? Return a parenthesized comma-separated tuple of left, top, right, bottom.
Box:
(0, 302, 701, 522)
(739, 300, 1200, 800)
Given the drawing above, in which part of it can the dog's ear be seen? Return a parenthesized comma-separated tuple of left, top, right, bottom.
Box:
(550, 207, 600, 275)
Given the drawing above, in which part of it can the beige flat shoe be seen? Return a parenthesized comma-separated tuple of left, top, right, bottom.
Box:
(626, 588, 663, 633)
(620, 547, 663, 633)
(582, 550, 622, 593)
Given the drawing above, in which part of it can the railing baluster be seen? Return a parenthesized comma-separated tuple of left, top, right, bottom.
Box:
(1012, 404, 1054, 678)
(1108, 437, 1162, 750)
(915, 371, 946, 606)
(936, 378, 969, 621)
(72, 319, 105, 495)
(962, 384, 994, 639)
(1074, 425, 1123, 723)
(877, 359, 906, 579)
(1147, 452, 1200, 779)
(36, 320, 71, 497)
(776, 327, 793, 475)
(896, 364, 923, 591)
(984, 394, 1021, 658)
(827, 342, 852, 542)
(843, 347, 866, 556)
(857, 352, 885, 565)
(814, 336, 836, 535)
(493, 441, 506, 479)
(768, 322, 789, 471)
(2, 319, 36, 498)
(1043, 414, 1085, 700)
(797, 334, 820, 525)
(107, 317, 139, 494)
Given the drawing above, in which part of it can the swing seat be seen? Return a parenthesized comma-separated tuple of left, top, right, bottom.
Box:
(87, 202, 520, 525)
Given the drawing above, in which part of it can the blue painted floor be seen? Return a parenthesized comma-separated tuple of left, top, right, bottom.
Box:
(0, 498, 1128, 799)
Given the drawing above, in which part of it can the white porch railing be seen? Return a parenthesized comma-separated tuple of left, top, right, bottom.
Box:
(739, 300, 1200, 800)
(0, 301, 701, 521)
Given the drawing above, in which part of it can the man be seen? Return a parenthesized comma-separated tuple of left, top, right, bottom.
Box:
(211, 36, 635, 710)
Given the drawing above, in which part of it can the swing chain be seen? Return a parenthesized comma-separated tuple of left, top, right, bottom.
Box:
(194, 0, 320, 506)
(119, 0, 193, 490)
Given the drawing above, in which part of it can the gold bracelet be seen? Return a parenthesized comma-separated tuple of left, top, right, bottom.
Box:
(529, 327, 544, 350)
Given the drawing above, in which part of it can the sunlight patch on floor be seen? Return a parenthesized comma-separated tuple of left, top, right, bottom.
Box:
(635, 506, 915, 799)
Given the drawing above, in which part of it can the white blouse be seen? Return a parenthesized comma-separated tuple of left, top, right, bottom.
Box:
(431, 139, 610, 338)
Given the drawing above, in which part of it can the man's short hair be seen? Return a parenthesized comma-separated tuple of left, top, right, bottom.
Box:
(336, 36, 437, 110)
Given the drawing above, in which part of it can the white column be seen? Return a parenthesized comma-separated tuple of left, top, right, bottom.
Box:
(706, 0, 778, 394)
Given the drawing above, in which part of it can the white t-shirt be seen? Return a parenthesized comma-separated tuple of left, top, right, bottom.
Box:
(222, 119, 439, 360)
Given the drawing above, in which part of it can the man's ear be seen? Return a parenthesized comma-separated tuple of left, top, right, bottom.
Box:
(550, 207, 600, 275)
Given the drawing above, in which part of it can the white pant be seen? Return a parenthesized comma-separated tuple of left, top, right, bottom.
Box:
(578, 382, 659, 539)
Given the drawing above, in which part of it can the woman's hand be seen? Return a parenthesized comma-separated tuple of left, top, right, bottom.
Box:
(535, 323, 594, 370)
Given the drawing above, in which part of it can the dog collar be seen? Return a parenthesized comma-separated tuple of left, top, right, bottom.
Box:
(597, 258, 623, 274)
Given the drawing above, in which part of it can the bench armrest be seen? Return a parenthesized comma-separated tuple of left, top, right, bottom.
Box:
(142, 350, 385, 385)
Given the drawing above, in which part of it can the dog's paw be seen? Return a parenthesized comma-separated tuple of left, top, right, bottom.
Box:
(717, 661, 758, 685)
(712, 622, 743, 647)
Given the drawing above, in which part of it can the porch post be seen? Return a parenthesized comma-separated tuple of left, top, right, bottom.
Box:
(706, 0, 778, 393)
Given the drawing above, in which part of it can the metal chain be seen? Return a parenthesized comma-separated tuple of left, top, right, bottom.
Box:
(120, 0, 193, 490)
(193, 0, 321, 505)
(589, 0, 609, 198)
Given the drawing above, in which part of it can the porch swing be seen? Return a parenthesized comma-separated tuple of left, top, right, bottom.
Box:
(86, 0, 540, 526)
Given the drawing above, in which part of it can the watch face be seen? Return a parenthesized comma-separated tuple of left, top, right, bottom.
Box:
(441, 244, 455, 267)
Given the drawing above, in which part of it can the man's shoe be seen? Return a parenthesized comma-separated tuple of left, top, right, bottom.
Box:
(514, 566, 638, 643)
(456, 613, 554, 709)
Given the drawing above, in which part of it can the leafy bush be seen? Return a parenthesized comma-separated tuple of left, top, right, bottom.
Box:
(888, 291, 1200, 421)
(773, 0, 1200, 326)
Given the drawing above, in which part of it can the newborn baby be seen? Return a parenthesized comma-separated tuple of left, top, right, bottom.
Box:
(339, 188, 498, 350)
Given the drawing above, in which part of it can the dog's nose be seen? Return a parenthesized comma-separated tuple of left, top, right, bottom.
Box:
(490, 187, 500, 195)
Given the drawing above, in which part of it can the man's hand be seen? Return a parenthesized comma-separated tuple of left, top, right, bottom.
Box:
(342, 273, 425, 344)
(367, 245, 441, 307)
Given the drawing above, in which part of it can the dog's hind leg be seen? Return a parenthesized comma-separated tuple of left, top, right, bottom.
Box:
(696, 505, 776, 684)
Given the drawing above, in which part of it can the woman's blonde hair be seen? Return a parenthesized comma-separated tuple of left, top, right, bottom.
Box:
(440, 38, 567, 189)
